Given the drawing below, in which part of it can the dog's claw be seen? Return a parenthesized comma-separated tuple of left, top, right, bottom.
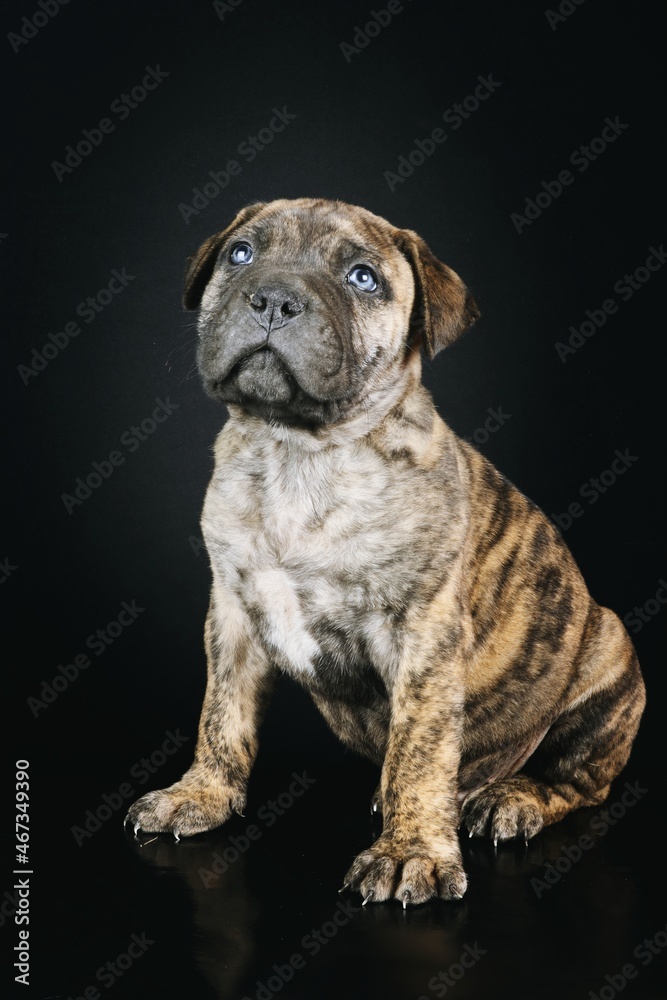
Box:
(173, 830, 181, 843)
(362, 891, 374, 906)
(338, 883, 350, 894)
(468, 829, 474, 839)
(133, 822, 140, 837)
(402, 890, 411, 910)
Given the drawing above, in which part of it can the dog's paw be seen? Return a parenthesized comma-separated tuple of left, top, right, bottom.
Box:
(343, 838, 467, 906)
(125, 778, 244, 839)
(461, 780, 545, 844)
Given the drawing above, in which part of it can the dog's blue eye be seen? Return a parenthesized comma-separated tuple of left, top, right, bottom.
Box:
(230, 242, 254, 265)
(347, 265, 378, 292)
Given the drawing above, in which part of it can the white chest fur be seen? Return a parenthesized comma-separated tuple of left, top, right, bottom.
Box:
(200, 424, 413, 679)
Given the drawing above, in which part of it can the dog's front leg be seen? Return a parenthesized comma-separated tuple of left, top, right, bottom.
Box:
(126, 591, 276, 838)
(343, 625, 467, 906)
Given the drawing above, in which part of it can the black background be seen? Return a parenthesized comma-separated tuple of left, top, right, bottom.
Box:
(3, 1, 665, 997)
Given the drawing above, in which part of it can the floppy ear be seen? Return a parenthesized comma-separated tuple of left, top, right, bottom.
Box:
(182, 202, 267, 310)
(395, 229, 480, 357)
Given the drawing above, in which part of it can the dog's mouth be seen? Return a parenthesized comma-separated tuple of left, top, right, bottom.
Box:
(218, 345, 297, 404)
(234, 343, 271, 368)
(198, 308, 354, 426)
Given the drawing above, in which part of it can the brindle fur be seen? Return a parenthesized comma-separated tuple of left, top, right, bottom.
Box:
(127, 198, 645, 906)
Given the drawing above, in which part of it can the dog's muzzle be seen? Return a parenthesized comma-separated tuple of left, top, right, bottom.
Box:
(198, 272, 348, 407)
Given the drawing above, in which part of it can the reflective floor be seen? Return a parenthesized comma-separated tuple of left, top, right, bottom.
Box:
(26, 753, 666, 999)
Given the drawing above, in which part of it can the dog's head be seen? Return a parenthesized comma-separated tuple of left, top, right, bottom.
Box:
(184, 198, 479, 427)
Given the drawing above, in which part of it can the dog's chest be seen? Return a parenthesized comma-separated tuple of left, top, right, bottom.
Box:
(203, 435, 417, 680)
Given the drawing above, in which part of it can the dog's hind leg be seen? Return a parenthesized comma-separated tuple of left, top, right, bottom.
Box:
(461, 606, 645, 842)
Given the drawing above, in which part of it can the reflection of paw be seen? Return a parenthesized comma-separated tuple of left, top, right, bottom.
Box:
(343, 838, 467, 907)
(462, 780, 545, 844)
(125, 779, 244, 839)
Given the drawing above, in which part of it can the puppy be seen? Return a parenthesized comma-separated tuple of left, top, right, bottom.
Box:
(127, 198, 645, 906)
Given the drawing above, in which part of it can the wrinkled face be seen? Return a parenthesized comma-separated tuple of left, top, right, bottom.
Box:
(186, 198, 479, 427)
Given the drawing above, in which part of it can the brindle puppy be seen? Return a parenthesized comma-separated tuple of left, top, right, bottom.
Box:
(126, 198, 645, 906)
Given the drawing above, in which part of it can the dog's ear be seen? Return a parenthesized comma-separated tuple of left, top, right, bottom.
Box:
(394, 229, 480, 358)
(183, 202, 267, 310)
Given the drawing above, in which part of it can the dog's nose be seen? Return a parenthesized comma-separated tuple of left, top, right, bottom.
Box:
(247, 284, 306, 332)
